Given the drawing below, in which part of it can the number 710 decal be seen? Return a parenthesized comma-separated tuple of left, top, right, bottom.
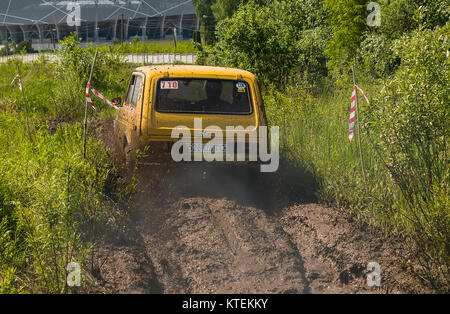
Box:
(160, 81, 179, 89)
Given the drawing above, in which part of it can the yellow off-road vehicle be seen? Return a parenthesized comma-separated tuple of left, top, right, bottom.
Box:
(113, 65, 269, 169)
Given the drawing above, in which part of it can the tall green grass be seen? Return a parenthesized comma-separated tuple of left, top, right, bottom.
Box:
(98, 39, 197, 55)
(262, 25, 449, 291)
(0, 57, 133, 121)
(264, 77, 392, 218)
(0, 34, 130, 293)
(0, 110, 121, 293)
(263, 30, 448, 290)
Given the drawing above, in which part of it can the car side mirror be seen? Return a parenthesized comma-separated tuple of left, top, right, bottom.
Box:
(112, 97, 122, 106)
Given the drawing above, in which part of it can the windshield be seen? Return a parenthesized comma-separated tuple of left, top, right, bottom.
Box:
(155, 78, 253, 115)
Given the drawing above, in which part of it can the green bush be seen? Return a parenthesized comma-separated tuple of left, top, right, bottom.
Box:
(367, 24, 449, 289)
(56, 33, 124, 89)
(199, 0, 329, 88)
(15, 41, 34, 54)
(0, 41, 15, 57)
(0, 40, 33, 56)
(358, 33, 399, 77)
(356, 1, 449, 78)
(378, 0, 449, 39)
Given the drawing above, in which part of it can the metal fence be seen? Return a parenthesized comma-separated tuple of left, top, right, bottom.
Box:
(0, 53, 197, 64)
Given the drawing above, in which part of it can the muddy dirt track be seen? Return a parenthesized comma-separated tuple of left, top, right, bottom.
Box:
(86, 121, 424, 294)
(87, 147, 426, 294)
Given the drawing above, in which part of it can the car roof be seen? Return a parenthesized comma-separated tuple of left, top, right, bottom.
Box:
(134, 65, 256, 80)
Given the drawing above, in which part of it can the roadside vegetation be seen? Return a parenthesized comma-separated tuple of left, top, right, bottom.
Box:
(195, 0, 449, 292)
(0, 35, 135, 293)
(108, 37, 198, 54)
(1, 37, 197, 57)
(0, 40, 34, 56)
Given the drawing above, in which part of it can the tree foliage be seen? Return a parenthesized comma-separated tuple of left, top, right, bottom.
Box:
(193, 0, 272, 43)
(324, 0, 449, 73)
(377, 0, 449, 38)
(367, 24, 449, 288)
(211, 0, 246, 21)
(323, 0, 367, 70)
(200, 0, 329, 87)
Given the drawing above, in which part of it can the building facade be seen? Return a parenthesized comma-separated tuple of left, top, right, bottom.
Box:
(0, 0, 199, 45)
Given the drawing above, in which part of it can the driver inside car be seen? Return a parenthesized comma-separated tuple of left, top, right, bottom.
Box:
(197, 80, 230, 113)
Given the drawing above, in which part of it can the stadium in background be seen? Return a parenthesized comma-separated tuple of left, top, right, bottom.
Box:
(0, 0, 199, 49)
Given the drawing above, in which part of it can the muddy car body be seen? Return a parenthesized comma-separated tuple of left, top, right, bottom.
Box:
(113, 65, 268, 168)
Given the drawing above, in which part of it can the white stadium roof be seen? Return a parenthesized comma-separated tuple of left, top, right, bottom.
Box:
(1, 0, 196, 25)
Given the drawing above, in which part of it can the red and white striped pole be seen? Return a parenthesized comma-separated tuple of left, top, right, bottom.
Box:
(83, 50, 98, 159)
(351, 64, 367, 184)
(349, 85, 356, 142)
(15, 66, 31, 140)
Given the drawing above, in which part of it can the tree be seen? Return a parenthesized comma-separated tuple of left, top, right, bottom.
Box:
(358, 0, 449, 77)
(211, 0, 271, 21)
(203, 0, 329, 87)
(211, 0, 243, 21)
(368, 25, 449, 288)
(323, 0, 367, 70)
(192, 0, 217, 44)
(192, 0, 273, 43)
(15, 41, 34, 54)
(376, 0, 449, 39)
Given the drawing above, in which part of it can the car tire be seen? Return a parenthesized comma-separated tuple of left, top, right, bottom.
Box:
(123, 139, 136, 176)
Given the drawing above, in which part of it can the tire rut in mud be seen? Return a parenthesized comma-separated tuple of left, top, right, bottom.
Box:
(91, 135, 420, 293)
(279, 204, 422, 293)
(121, 162, 311, 293)
(151, 198, 309, 293)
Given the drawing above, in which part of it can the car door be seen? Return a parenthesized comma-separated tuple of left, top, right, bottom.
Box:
(116, 73, 144, 149)
(120, 73, 144, 131)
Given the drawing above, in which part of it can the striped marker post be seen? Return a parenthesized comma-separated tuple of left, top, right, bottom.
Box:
(11, 74, 22, 91)
(83, 50, 98, 159)
(14, 67, 31, 140)
(351, 64, 367, 184)
(349, 86, 357, 142)
(349, 85, 370, 142)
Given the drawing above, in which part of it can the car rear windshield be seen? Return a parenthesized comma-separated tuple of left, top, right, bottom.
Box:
(155, 78, 253, 115)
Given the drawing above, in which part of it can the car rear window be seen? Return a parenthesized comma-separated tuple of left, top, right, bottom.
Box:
(155, 78, 253, 115)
